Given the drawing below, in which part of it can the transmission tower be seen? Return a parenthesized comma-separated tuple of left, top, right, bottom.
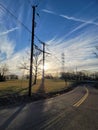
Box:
(61, 53, 65, 72)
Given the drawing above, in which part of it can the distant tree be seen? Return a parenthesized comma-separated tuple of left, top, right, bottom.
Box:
(45, 74, 53, 79)
(0, 64, 9, 81)
(95, 72, 98, 80)
(60, 72, 67, 80)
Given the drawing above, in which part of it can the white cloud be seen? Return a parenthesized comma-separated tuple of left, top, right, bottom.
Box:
(63, 23, 87, 39)
(0, 27, 19, 36)
(0, 35, 15, 59)
(42, 9, 98, 26)
(0, 5, 18, 60)
(0, 5, 29, 75)
(1, 30, 97, 75)
(60, 14, 98, 26)
(0, 4, 5, 23)
(2, 47, 30, 75)
(0, 5, 97, 75)
(46, 28, 98, 72)
(42, 9, 56, 15)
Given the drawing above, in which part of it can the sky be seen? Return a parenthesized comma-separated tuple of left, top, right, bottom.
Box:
(0, 0, 98, 75)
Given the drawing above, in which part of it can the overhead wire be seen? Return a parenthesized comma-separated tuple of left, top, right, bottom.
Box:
(1, 3, 41, 38)
(1, 2, 51, 56)
(0, 3, 32, 34)
(1, 1, 61, 73)
(0, 3, 46, 49)
(46, 46, 61, 63)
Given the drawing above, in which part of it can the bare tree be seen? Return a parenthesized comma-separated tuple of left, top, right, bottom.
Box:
(19, 48, 42, 85)
(33, 49, 42, 84)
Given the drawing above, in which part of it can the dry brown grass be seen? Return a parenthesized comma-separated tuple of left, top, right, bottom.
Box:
(0, 79, 71, 97)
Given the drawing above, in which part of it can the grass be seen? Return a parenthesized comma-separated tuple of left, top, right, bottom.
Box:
(0, 79, 72, 98)
(0, 80, 28, 97)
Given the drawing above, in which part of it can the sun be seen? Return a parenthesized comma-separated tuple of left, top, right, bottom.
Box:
(40, 64, 49, 71)
(44, 64, 48, 70)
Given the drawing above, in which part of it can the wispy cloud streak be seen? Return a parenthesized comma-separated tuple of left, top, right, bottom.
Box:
(42, 9, 98, 26)
(46, 27, 98, 72)
(42, 9, 56, 15)
(60, 14, 98, 26)
(0, 27, 19, 36)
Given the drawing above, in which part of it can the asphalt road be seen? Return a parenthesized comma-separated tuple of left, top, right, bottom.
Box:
(0, 84, 98, 130)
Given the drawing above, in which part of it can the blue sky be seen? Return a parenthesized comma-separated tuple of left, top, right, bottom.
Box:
(0, 0, 98, 75)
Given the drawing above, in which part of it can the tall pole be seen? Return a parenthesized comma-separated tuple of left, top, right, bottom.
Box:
(39, 42, 45, 93)
(61, 53, 65, 72)
(42, 43, 45, 81)
(29, 6, 36, 97)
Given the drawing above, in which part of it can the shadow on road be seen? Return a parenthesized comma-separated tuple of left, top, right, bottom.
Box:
(0, 104, 25, 130)
(0, 81, 51, 130)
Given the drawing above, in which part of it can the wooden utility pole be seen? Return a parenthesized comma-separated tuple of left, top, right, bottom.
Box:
(34, 42, 50, 92)
(39, 42, 50, 93)
(28, 6, 36, 97)
(38, 42, 45, 93)
(42, 43, 45, 84)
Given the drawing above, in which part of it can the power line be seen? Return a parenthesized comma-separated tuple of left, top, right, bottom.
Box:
(34, 44, 50, 54)
(35, 35, 50, 47)
(46, 46, 61, 63)
(0, 3, 46, 50)
(0, 3, 45, 42)
(35, 35, 44, 44)
(1, 3, 45, 44)
(1, 2, 50, 56)
(0, 3, 32, 33)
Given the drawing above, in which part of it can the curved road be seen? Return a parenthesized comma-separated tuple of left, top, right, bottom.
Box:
(0, 84, 98, 130)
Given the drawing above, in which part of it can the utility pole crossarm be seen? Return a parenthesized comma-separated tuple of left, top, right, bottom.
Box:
(34, 44, 51, 54)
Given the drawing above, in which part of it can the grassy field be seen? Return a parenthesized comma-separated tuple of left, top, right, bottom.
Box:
(0, 79, 72, 97)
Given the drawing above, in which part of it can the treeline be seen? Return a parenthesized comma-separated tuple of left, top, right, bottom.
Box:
(0, 73, 6, 82)
(60, 72, 98, 81)
(0, 64, 19, 82)
(0, 64, 8, 82)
